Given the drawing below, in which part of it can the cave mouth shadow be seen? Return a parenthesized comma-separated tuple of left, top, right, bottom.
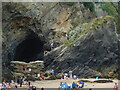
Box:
(14, 32, 44, 63)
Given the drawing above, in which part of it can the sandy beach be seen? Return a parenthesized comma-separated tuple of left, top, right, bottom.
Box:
(30, 79, 118, 88)
(2, 79, 119, 90)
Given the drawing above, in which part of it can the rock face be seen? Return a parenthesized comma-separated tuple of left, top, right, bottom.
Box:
(11, 61, 44, 73)
(2, 2, 94, 63)
(10, 61, 44, 78)
(44, 17, 120, 78)
(2, 2, 120, 79)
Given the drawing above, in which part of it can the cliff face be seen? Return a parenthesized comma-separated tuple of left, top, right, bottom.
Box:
(2, 2, 120, 79)
(44, 16, 120, 78)
(2, 2, 94, 63)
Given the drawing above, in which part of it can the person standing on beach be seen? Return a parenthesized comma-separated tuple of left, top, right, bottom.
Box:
(19, 78, 23, 87)
(28, 81, 31, 87)
(114, 83, 118, 90)
(69, 71, 73, 79)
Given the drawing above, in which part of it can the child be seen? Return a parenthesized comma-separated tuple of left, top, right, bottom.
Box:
(114, 83, 118, 90)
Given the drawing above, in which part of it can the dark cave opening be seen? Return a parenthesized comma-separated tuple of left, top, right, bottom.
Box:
(14, 33, 44, 62)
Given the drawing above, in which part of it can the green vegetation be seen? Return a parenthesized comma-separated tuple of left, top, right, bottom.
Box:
(100, 2, 120, 33)
(60, 2, 75, 6)
(100, 3, 118, 17)
(64, 16, 114, 47)
(83, 2, 95, 12)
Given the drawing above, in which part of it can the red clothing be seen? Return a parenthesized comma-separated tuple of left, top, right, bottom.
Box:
(22, 65, 26, 69)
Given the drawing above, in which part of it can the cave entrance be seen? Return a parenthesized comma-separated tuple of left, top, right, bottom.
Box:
(14, 32, 44, 62)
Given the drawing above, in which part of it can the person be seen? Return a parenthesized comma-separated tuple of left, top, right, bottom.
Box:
(22, 65, 27, 71)
(65, 33, 69, 40)
(51, 42, 56, 49)
(11, 80, 14, 84)
(73, 75, 77, 80)
(59, 82, 62, 87)
(2, 83, 6, 88)
(0, 83, 2, 88)
(69, 71, 73, 79)
(61, 74, 64, 79)
(19, 78, 23, 87)
(72, 82, 77, 88)
(96, 77, 99, 79)
(40, 74, 45, 80)
(37, 73, 40, 78)
(27, 87, 31, 90)
(44, 51, 48, 55)
(17, 77, 20, 85)
(32, 86, 36, 90)
(60, 82, 69, 89)
(51, 69, 55, 75)
(28, 68, 32, 73)
(14, 85, 17, 88)
(64, 75, 67, 79)
(41, 87, 44, 90)
(114, 83, 118, 90)
(78, 81, 84, 88)
(28, 81, 31, 87)
(89, 89, 92, 90)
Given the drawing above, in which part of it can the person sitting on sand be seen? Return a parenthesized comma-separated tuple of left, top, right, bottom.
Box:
(40, 74, 45, 80)
(27, 87, 31, 90)
(73, 75, 77, 80)
(41, 87, 44, 90)
(72, 82, 77, 88)
(114, 83, 118, 90)
(32, 86, 36, 90)
(59, 82, 62, 87)
(77, 81, 84, 88)
(60, 82, 69, 89)
(14, 85, 17, 88)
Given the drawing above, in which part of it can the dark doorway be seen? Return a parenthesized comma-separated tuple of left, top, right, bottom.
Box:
(14, 33, 44, 62)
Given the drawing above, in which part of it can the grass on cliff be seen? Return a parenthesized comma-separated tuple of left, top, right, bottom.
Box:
(99, 2, 120, 33)
(64, 16, 114, 47)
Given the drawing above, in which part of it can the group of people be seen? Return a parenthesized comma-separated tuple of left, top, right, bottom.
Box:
(59, 81, 84, 89)
(60, 71, 77, 80)
(0, 82, 11, 89)
(1, 79, 36, 90)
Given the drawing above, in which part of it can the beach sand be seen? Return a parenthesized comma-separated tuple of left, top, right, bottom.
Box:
(31, 79, 118, 88)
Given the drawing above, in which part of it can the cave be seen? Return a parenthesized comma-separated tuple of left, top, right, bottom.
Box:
(14, 32, 44, 62)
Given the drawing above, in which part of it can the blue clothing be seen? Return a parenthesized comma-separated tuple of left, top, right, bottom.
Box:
(60, 84, 69, 88)
(3, 84, 6, 87)
(72, 82, 77, 88)
(51, 70, 54, 74)
(79, 81, 84, 88)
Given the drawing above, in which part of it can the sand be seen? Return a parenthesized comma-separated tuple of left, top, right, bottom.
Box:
(3, 79, 119, 90)
(31, 79, 118, 88)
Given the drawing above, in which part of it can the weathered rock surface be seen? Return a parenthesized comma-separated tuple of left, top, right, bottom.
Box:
(44, 17, 120, 78)
(11, 60, 44, 74)
(2, 2, 94, 63)
(2, 2, 120, 79)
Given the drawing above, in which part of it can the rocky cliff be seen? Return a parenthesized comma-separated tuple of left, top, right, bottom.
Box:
(45, 16, 120, 78)
(2, 2, 120, 79)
